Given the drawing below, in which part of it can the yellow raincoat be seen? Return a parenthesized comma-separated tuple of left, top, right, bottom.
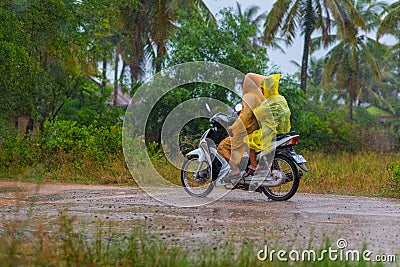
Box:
(217, 73, 265, 165)
(244, 74, 291, 151)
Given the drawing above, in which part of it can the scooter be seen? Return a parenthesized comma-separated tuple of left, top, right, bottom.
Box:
(180, 103, 308, 201)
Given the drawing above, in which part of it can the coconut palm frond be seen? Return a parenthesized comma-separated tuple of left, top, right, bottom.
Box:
(263, 0, 293, 45)
(281, 0, 300, 45)
(377, 5, 400, 38)
(323, 41, 345, 87)
(311, 34, 337, 52)
(365, 86, 396, 114)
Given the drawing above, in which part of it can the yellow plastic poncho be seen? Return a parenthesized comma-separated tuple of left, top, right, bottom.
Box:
(244, 74, 291, 151)
(217, 74, 265, 165)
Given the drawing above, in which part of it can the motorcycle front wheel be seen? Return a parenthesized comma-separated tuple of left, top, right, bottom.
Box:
(261, 154, 300, 201)
(181, 155, 214, 197)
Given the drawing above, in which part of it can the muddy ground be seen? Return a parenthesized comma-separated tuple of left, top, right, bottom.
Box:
(0, 181, 399, 257)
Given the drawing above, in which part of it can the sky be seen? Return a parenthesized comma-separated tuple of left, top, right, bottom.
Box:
(202, 0, 396, 75)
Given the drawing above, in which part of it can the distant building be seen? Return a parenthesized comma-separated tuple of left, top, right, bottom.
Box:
(366, 106, 394, 123)
(106, 83, 132, 107)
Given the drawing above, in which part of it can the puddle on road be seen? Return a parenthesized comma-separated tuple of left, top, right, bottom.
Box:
(1, 182, 400, 254)
(0, 186, 26, 193)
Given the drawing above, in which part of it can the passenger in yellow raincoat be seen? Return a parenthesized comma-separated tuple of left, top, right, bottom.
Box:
(217, 73, 265, 177)
(243, 73, 291, 177)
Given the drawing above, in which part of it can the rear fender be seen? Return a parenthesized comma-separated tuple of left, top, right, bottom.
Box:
(275, 149, 308, 173)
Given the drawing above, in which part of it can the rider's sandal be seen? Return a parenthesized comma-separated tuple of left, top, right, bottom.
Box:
(243, 167, 258, 178)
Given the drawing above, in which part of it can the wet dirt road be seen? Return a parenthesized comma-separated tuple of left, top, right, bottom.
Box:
(0, 181, 399, 256)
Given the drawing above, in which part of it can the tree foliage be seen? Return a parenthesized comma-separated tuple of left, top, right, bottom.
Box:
(0, 0, 399, 155)
(263, 0, 366, 93)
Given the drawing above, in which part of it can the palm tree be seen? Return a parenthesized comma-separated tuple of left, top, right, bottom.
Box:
(262, 0, 365, 93)
(323, 36, 382, 121)
(122, 0, 214, 88)
(377, 0, 400, 37)
(98, 0, 214, 103)
(377, 1, 400, 93)
(235, 3, 285, 53)
(322, 0, 391, 122)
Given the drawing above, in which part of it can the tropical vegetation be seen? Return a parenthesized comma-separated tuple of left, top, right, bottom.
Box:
(0, 0, 399, 196)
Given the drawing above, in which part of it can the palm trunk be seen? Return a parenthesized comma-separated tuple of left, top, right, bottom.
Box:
(349, 75, 358, 124)
(349, 102, 353, 123)
(130, 61, 140, 93)
(119, 60, 127, 82)
(129, 7, 145, 94)
(300, 0, 314, 94)
(101, 58, 107, 94)
(300, 35, 311, 94)
(155, 45, 166, 73)
(398, 49, 400, 94)
(113, 46, 120, 106)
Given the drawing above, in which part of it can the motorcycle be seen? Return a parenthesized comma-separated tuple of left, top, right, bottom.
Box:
(180, 103, 308, 201)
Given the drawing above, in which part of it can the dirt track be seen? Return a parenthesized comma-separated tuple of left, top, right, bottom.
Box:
(0, 181, 400, 255)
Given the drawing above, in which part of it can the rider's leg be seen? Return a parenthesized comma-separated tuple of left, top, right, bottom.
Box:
(243, 148, 258, 177)
(248, 148, 258, 170)
(229, 162, 240, 175)
(217, 137, 241, 176)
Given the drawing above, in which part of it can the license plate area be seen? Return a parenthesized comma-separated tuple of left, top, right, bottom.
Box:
(293, 154, 307, 164)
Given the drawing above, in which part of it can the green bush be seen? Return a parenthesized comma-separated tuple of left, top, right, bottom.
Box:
(293, 111, 332, 151)
(0, 116, 16, 144)
(40, 120, 122, 161)
(56, 80, 125, 128)
(293, 108, 398, 153)
(0, 120, 123, 180)
(388, 162, 400, 197)
(0, 134, 38, 172)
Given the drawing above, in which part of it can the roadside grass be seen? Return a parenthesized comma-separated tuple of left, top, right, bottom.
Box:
(1, 150, 399, 198)
(0, 215, 390, 267)
(0, 152, 135, 186)
(299, 151, 399, 197)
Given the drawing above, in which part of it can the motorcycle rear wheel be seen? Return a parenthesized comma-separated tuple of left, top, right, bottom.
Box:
(261, 154, 300, 201)
(181, 155, 214, 197)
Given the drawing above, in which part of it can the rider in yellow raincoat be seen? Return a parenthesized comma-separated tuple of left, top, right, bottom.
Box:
(243, 74, 291, 177)
(217, 73, 265, 177)
(245, 73, 291, 151)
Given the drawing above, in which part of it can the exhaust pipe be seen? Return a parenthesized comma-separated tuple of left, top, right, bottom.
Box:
(243, 177, 284, 187)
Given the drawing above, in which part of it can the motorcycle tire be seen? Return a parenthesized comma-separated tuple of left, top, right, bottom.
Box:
(181, 155, 214, 198)
(261, 154, 300, 201)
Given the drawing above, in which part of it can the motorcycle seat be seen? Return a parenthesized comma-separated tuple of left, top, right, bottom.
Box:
(274, 134, 289, 141)
(274, 131, 297, 141)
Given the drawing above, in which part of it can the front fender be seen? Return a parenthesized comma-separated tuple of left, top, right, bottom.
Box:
(186, 148, 206, 162)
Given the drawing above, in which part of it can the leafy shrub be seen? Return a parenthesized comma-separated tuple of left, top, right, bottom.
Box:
(0, 117, 17, 145)
(293, 108, 398, 153)
(56, 82, 124, 128)
(294, 111, 333, 151)
(40, 120, 122, 161)
(0, 134, 38, 172)
(388, 162, 400, 197)
(0, 120, 124, 181)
